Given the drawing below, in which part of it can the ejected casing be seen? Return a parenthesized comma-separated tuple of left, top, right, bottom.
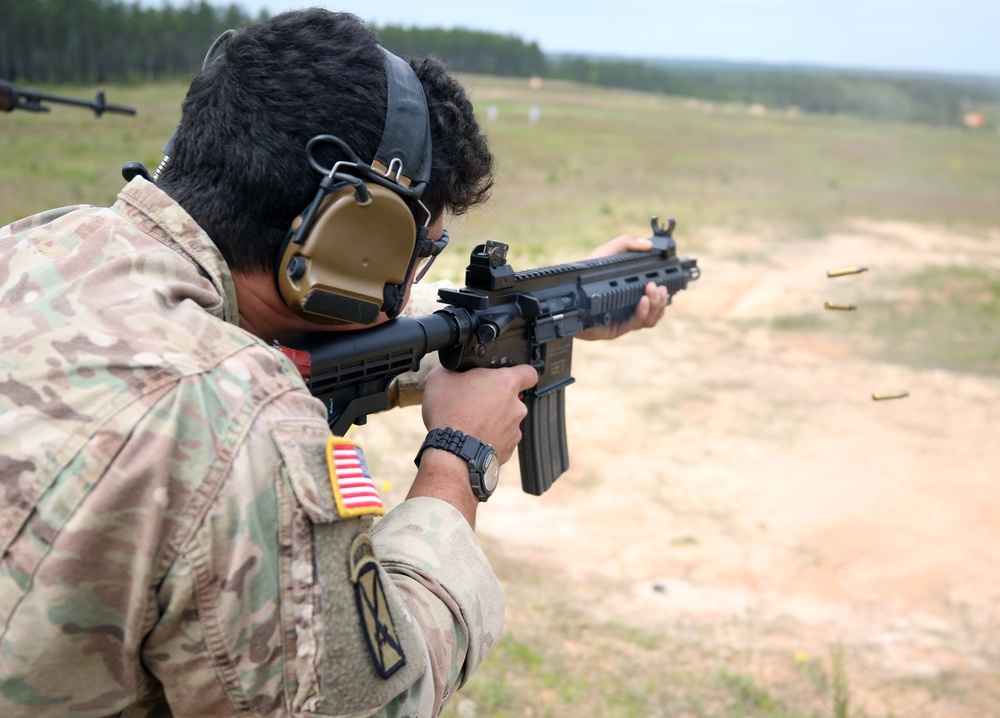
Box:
(827, 266, 868, 278)
(824, 301, 857, 311)
(872, 391, 909, 401)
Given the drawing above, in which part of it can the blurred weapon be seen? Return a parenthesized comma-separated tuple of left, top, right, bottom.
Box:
(1, 79, 136, 117)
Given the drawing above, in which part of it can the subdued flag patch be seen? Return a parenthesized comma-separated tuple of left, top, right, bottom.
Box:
(326, 437, 385, 518)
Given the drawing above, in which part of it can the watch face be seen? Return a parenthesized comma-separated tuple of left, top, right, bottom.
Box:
(482, 450, 500, 493)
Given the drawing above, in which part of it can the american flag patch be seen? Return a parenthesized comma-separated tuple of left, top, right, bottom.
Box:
(326, 437, 385, 518)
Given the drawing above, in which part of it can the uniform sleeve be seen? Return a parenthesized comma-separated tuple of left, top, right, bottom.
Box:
(143, 382, 503, 718)
(371, 498, 505, 715)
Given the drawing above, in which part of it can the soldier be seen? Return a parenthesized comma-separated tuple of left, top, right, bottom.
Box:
(0, 9, 667, 717)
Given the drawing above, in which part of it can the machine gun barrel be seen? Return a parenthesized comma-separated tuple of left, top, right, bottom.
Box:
(1, 80, 136, 116)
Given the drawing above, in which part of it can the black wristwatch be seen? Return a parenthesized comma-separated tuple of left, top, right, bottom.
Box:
(415, 428, 500, 502)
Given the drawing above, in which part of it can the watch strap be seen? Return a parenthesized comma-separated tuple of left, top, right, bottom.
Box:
(415, 427, 471, 467)
(415, 428, 498, 502)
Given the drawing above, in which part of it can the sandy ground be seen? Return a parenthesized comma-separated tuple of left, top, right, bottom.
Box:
(364, 219, 1000, 716)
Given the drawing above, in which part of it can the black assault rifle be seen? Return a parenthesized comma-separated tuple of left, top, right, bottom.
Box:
(1, 79, 136, 116)
(285, 216, 700, 496)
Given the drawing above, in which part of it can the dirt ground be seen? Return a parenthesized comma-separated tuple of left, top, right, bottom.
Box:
(364, 219, 1000, 716)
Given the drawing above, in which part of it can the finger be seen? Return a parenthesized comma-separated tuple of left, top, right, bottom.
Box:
(510, 363, 540, 392)
(627, 289, 665, 332)
(623, 236, 654, 252)
(584, 234, 648, 260)
(630, 294, 652, 327)
(654, 285, 669, 315)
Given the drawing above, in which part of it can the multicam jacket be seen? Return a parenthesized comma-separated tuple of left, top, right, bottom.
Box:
(0, 178, 503, 717)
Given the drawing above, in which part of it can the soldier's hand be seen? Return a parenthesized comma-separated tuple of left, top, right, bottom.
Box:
(421, 364, 538, 464)
(576, 235, 669, 341)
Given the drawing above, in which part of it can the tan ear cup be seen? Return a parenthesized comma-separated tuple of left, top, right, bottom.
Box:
(277, 183, 417, 325)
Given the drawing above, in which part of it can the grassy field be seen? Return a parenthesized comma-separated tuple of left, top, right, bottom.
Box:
(454, 76, 1000, 254)
(3, 77, 999, 248)
(4, 76, 1000, 717)
(0, 82, 183, 224)
(3, 76, 998, 378)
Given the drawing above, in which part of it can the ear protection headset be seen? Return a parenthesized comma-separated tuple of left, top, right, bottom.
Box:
(123, 33, 439, 327)
(275, 47, 437, 326)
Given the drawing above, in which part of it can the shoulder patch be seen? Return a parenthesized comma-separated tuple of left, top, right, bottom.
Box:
(349, 533, 406, 679)
(326, 436, 385, 518)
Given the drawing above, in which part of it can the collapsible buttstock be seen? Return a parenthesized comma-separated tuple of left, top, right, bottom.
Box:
(517, 386, 570, 495)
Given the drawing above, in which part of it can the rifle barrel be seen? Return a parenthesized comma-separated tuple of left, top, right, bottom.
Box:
(1, 80, 136, 116)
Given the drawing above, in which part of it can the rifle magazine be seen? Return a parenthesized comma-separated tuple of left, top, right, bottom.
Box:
(518, 385, 571, 495)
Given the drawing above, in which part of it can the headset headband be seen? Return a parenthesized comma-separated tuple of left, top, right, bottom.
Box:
(373, 47, 432, 192)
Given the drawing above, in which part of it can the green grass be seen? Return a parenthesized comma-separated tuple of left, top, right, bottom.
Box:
(449, 77, 1000, 265)
(0, 82, 183, 224)
(441, 536, 880, 718)
(4, 76, 999, 259)
(870, 266, 1000, 373)
(443, 613, 864, 718)
(770, 264, 1000, 374)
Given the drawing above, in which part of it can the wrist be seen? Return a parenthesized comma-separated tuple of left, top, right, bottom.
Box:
(416, 445, 472, 481)
(409, 449, 480, 526)
(415, 428, 500, 503)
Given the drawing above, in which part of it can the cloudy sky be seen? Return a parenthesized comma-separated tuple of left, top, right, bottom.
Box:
(214, 0, 999, 77)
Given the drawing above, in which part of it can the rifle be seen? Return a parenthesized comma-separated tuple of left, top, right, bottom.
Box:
(283, 216, 700, 496)
(0, 79, 136, 116)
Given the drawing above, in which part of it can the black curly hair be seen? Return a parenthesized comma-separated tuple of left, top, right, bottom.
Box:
(411, 56, 495, 223)
(156, 8, 494, 275)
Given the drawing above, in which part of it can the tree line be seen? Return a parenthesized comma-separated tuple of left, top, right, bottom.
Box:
(0, 0, 261, 83)
(2, 0, 997, 128)
(553, 58, 1000, 127)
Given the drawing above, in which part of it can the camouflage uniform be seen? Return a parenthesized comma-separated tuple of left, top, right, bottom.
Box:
(0, 179, 503, 717)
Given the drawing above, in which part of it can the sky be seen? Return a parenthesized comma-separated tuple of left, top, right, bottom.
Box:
(211, 0, 1000, 78)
